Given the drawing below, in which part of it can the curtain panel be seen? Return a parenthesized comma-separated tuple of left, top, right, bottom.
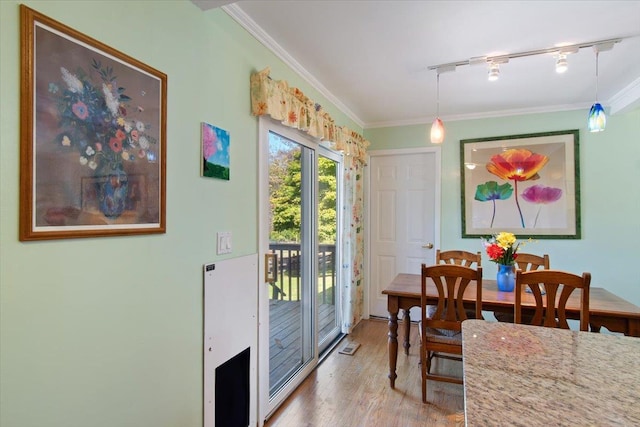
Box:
(250, 67, 369, 333)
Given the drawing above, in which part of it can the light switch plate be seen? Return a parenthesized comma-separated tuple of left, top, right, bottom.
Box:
(216, 231, 232, 255)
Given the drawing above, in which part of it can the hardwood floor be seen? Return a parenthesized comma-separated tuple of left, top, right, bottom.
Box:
(265, 319, 465, 427)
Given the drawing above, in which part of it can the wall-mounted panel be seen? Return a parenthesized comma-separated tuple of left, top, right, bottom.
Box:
(204, 254, 258, 427)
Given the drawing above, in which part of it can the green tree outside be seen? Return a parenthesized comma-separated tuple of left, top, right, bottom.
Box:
(269, 140, 337, 244)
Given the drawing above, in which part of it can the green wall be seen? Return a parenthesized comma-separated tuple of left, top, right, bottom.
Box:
(365, 109, 640, 306)
(2, 1, 638, 426)
(0, 1, 359, 426)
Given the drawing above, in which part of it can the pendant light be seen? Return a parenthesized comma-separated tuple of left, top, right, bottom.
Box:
(430, 72, 444, 144)
(587, 49, 606, 132)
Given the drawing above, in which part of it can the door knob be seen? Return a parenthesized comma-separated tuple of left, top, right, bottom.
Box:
(422, 243, 434, 249)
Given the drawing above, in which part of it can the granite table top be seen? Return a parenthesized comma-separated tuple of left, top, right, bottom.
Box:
(461, 319, 640, 426)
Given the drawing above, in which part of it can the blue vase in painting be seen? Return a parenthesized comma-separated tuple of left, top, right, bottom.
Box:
(98, 165, 128, 218)
(496, 264, 515, 292)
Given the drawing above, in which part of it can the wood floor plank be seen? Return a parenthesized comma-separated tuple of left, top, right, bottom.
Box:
(265, 319, 465, 427)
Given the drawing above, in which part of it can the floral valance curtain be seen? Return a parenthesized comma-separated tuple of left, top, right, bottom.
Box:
(250, 67, 368, 333)
(250, 67, 369, 164)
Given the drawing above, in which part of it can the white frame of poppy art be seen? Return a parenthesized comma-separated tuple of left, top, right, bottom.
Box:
(19, 5, 167, 241)
(460, 129, 580, 239)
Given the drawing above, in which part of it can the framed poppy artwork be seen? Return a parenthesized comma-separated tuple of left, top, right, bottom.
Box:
(460, 130, 580, 239)
(19, 5, 167, 240)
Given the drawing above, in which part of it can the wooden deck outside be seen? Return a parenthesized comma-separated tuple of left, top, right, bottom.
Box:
(269, 299, 336, 392)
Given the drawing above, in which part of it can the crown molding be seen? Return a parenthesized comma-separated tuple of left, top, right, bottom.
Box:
(609, 76, 640, 115)
(191, 0, 236, 11)
(364, 102, 592, 129)
(222, 4, 365, 129)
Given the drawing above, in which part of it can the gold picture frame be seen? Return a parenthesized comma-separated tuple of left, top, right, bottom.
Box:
(20, 5, 167, 240)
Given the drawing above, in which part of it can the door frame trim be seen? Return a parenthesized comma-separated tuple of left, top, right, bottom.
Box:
(364, 147, 442, 319)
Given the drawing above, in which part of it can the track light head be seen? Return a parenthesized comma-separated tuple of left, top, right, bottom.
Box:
(488, 62, 500, 81)
(555, 54, 568, 73)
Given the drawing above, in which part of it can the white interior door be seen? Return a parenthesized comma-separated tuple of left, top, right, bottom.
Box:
(367, 148, 441, 319)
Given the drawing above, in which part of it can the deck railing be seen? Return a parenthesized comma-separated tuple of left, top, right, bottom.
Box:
(268, 243, 336, 304)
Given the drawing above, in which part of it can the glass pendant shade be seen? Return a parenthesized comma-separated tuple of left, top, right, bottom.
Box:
(430, 117, 444, 143)
(587, 50, 606, 133)
(587, 102, 606, 132)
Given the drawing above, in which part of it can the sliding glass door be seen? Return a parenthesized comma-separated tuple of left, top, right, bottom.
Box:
(258, 118, 342, 420)
(317, 152, 341, 354)
(266, 132, 314, 396)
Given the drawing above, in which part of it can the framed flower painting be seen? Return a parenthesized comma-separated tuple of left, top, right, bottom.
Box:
(460, 130, 580, 239)
(19, 5, 167, 240)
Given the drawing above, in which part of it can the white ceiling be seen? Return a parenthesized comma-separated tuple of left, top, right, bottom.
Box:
(194, 1, 640, 129)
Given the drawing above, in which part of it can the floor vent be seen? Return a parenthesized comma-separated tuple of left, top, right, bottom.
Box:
(338, 341, 361, 356)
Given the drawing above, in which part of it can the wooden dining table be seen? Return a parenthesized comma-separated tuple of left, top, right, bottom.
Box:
(382, 273, 640, 388)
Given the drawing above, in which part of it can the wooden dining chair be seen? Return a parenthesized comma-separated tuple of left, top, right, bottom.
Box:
(514, 253, 549, 272)
(431, 249, 482, 321)
(420, 250, 482, 350)
(495, 253, 550, 322)
(436, 249, 482, 268)
(514, 269, 591, 331)
(420, 263, 482, 403)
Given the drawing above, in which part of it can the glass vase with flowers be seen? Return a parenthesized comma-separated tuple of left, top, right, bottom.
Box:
(482, 232, 520, 292)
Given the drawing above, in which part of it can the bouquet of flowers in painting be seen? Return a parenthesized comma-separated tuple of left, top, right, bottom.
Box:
(49, 59, 158, 218)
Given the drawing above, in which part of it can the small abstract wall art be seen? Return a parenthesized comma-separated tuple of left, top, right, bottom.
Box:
(201, 122, 230, 180)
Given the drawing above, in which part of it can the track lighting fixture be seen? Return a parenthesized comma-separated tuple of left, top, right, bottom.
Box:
(427, 37, 622, 77)
(424, 37, 621, 136)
